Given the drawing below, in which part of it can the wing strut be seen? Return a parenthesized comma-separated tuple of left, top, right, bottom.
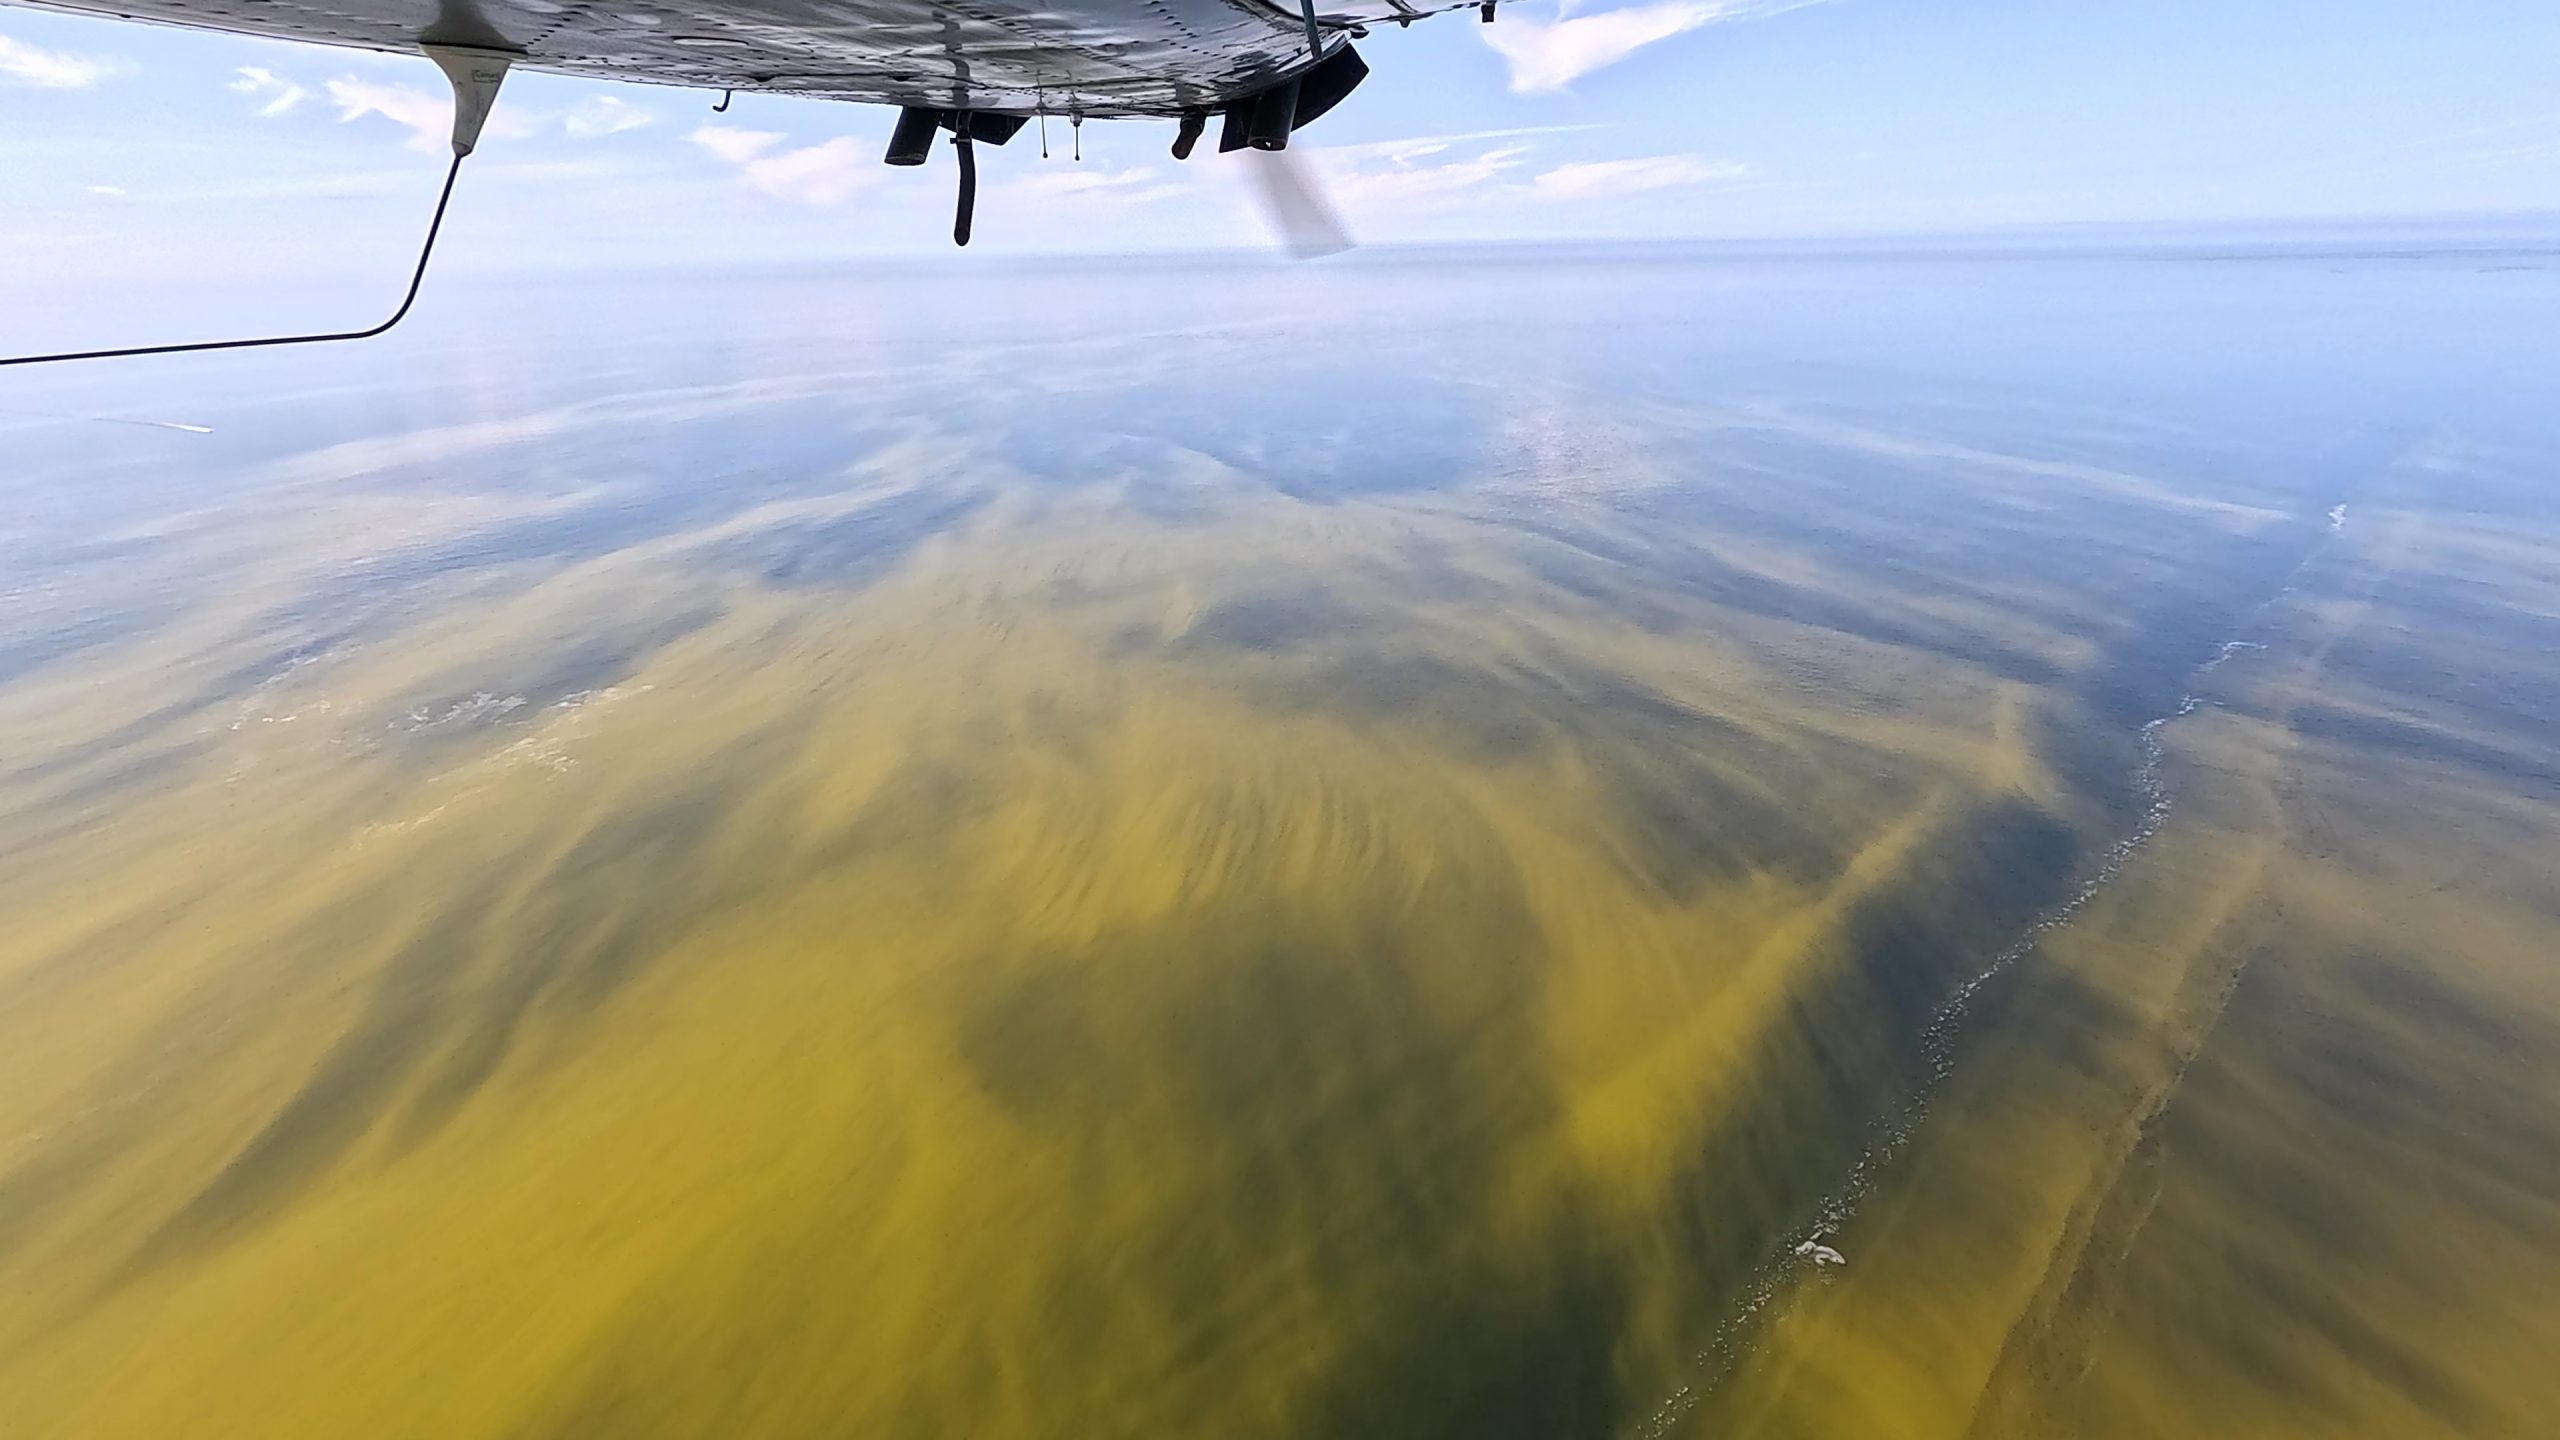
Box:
(0, 46, 512, 370)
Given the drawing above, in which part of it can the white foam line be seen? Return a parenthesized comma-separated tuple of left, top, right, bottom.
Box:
(79, 414, 215, 433)
(1631, 501, 2355, 1440)
(0, 406, 213, 434)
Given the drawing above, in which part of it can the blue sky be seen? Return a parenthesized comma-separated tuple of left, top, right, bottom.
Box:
(2, 0, 2557, 284)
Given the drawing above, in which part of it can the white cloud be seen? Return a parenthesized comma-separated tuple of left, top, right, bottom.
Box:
(1006, 165, 1186, 206)
(0, 32, 131, 89)
(154, 169, 415, 203)
(1532, 153, 1748, 198)
(326, 75, 534, 152)
(1275, 125, 1754, 226)
(565, 94, 652, 139)
(328, 76, 459, 151)
(690, 126, 875, 205)
(1317, 124, 1599, 167)
(1483, 0, 1817, 94)
(87, 183, 127, 197)
(230, 65, 307, 117)
(691, 124, 783, 165)
(740, 138, 875, 205)
(1306, 139, 1535, 210)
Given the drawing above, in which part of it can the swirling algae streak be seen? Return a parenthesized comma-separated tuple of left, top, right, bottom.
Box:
(1634, 502, 2355, 1440)
(0, 410, 2116, 1440)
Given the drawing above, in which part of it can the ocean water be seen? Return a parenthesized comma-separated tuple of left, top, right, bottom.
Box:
(3, 240, 2557, 1439)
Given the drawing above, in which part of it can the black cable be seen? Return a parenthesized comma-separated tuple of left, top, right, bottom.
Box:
(1, 151, 466, 370)
(952, 131, 977, 248)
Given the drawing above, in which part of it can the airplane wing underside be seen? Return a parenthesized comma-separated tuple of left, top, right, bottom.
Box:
(16, 0, 1465, 114)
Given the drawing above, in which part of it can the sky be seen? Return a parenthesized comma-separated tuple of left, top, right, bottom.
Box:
(1, 0, 2558, 285)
